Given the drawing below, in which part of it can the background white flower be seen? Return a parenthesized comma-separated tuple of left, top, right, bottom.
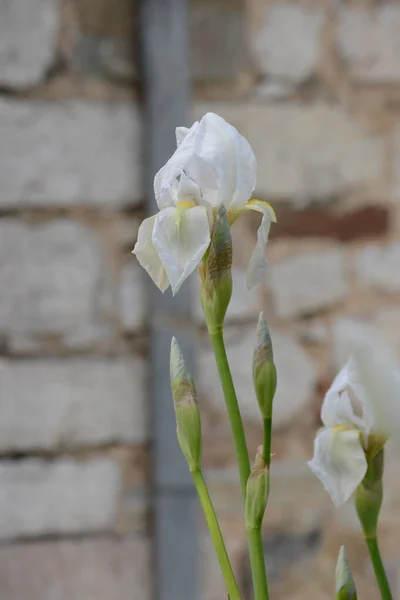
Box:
(308, 319, 400, 506)
(133, 112, 276, 295)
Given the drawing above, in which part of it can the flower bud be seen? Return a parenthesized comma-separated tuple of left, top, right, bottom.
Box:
(336, 546, 357, 600)
(170, 337, 202, 472)
(199, 204, 232, 334)
(253, 312, 277, 420)
(245, 446, 269, 530)
(355, 449, 384, 539)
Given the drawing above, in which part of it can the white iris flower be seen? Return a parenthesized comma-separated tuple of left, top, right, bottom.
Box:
(133, 113, 276, 295)
(308, 320, 400, 507)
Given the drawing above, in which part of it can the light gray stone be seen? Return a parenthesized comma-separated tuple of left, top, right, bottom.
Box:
(192, 267, 263, 324)
(0, 358, 148, 451)
(337, 5, 400, 83)
(269, 249, 348, 319)
(0, 537, 151, 600)
(0, 458, 121, 540)
(199, 326, 316, 427)
(119, 262, 146, 332)
(194, 103, 383, 204)
(191, 0, 244, 82)
(0, 219, 116, 349)
(252, 3, 324, 83)
(0, 0, 60, 88)
(370, 307, 400, 359)
(355, 243, 400, 294)
(0, 99, 142, 207)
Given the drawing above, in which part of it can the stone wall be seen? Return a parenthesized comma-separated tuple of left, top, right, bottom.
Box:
(1, 0, 400, 599)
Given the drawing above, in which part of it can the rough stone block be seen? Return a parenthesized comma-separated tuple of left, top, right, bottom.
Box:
(0, 358, 148, 451)
(337, 5, 400, 83)
(355, 243, 400, 294)
(0, 459, 121, 540)
(0, 537, 151, 600)
(0, 100, 142, 208)
(269, 248, 348, 319)
(0, 0, 60, 88)
(252, 3, 324, 83)
(0, 219, 116, 350)
(199, 326, 316, 428)
(194, 103, 383, 204)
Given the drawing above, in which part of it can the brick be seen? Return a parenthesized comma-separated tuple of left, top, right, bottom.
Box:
(269, 249, 348, 319)
(119, 262, 147, 332)
(0, 537, 151, 600)
(0, 358, 148, 451)
(355, 243, 400, 294)
(0, 0, 59, 88)
(252, 3, 324, 83)
(0, 100, 142, 208)
(0, 459, 121, 540)
(199, 326, 316, 428)
(337, 5, 400, 83)
(0, 219, 116, 350)
(194, 103, 383, 203)
(270, 205, 389, 241)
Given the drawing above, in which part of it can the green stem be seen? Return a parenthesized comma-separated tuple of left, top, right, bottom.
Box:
(192, 470, 241, 600)
(247, 528, 270, 600)
(209, 330, 269, 600)
(262, 417, 272, 467)
(210, 330, 250, 500)
(365, 537, 393, 600)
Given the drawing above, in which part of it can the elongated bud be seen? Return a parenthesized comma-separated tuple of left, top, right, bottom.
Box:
(253, 312, 277, 420)
(199, 205, 232, 334)
(170, 337, 202, 472)
(355, 449, 384, 538)
(336, 546, 357, 600)
(245, 446, 269, 530)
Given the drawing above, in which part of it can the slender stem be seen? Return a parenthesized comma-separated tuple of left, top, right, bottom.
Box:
(192, 470, 241, 600)
(262, 417, 272, 467)
(365, 537, 393, 600)
(210, 330, 250, 500)
(209, 330, 269, 600)
(247, 528, 270, 600)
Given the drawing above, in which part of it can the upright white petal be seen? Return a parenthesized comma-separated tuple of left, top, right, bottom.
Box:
(176, 126, 190, 147)
(191, 113, 256, 209)
(244, 200, 276, 289)
(133, 216, 169, 292)
(321, 362, 371, 434)
(308, 427, 367, 507)
(152, 206, 210, 296)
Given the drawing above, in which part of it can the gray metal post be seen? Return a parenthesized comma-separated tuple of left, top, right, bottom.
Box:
(139, 2, 199, 600)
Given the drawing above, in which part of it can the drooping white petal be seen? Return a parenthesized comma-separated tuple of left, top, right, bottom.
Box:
(321, 361, 371, 434)
(243, 200, 277, 289)
(176, 173, 202, 205)
(334, 319, 400, 438)
(152, 206, 211, 296)
(308, 427, 367, 507)
(132, 216, 169, 292)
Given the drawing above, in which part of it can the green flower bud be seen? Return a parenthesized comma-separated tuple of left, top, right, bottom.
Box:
(336, 546, 357, 600)
(355, 449, 384, 539)
(170, 337, 202, 472)
(199, 204, 232, 335)
(253, 312, 277, 420)
(245, 446, 270, 530)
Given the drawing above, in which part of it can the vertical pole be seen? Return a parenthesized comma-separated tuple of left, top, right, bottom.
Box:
(139, 2, 199, 600)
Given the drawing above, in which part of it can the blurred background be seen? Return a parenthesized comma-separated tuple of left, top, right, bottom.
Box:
(0, 0, 400, 598)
